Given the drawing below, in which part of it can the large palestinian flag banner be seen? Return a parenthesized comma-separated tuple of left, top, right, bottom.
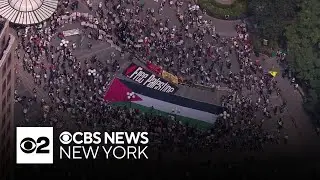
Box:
(104, 78, 225, 129)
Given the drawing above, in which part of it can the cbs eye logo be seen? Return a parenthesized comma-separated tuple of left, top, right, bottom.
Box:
(59, 131, 72, 144)
(20, 137, 50, 154)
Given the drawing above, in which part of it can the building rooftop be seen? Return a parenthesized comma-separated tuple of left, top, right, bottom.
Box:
(0, 0, 58, 25)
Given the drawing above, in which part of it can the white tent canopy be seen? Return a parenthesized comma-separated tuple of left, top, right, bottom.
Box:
(0, 0, 58, 25)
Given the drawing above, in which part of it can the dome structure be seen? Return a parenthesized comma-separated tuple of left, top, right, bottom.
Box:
(0, 0, 58, 25)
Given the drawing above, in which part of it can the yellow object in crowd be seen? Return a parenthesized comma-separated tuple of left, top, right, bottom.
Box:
(162, 71, 179, 84)
(269, 71, 278, 77)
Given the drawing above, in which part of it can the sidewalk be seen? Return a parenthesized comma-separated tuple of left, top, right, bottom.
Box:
(263, 56, 320, 148)
(193, 0, 241, 37)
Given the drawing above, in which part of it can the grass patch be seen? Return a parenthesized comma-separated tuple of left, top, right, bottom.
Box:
(198, 0, 248, 20)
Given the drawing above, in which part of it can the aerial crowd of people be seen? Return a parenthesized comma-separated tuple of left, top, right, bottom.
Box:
(14, 0, 292, 153)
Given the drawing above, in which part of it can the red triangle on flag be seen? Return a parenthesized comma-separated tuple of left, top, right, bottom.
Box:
(104, 78, 142, 103)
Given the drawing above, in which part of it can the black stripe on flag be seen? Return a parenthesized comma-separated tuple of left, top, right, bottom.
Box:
(119, 78, 226, 115)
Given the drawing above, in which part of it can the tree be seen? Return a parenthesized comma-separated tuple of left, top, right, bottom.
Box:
(248, 0, 301, 47)
(285, 0, 320, 120)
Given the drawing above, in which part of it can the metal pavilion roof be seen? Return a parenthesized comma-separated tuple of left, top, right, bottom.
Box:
(0, 0, 58, 25)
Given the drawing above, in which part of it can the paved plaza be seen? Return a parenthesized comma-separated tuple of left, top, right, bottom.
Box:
(13, 0, 320, 153)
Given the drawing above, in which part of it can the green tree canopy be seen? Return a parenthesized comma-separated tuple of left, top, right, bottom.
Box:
(285, 0, 320, 118)
(248, 0, 301, 44)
